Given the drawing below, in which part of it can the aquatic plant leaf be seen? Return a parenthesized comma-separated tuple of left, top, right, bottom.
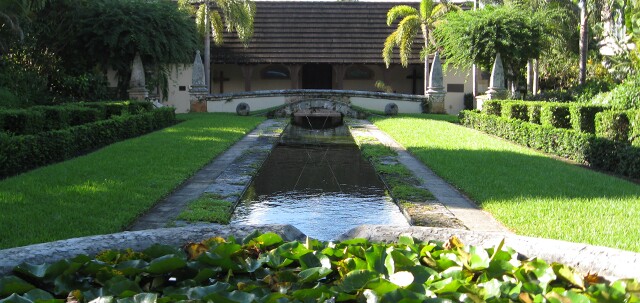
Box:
(20, 289, 54, 302)
(430, 277, 463, 294)
(365, 245, 389, 277)
(291, 285, 333, 301)
(389, 271, 414, 287)
(142, 245, 183, 259)
(338, 270, 380, 293)
(552, 263, 585, 290)
(298, 267, 332, 283)
(0, 276, 36, 297)
(0, 293, 33, 303)
(144, 256, 186, 274)
(183, 243, 208, 260)
(468, 246, 490, 271)
(546, 290, 590, 303)
(380, 288, 429, 302)
(299, 253, 321, 269)
(478, 279, 501, 300)
(130, 293, 157, 303)
(186, 283, 229, 300)
(89, 296, 114, 303)
(275, 242, 312, 260)
(397, 235, 415, 246)
(248, 233, 283, 249)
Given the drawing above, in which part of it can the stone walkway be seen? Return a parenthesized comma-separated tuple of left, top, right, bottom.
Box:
(129, 118, 509, 233)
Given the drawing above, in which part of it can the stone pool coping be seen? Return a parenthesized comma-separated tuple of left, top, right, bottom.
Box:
(1, 224, 638, 280)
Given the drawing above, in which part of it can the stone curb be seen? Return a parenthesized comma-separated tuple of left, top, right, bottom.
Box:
(339, 225, 640, 280)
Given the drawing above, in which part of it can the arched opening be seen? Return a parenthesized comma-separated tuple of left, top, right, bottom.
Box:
(302, 64, 332, 89)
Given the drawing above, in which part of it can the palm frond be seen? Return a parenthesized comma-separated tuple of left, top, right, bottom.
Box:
(195, 5, 206, 39)
(386, 5, 418, 26)
(383, 31, 398, 67)
(210, 10, 224, 46)
(397, 15, 421, 66)
(420, 0, 433, 20)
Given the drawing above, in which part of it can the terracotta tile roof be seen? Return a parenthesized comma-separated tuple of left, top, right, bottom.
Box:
(211, 1, 424, 64)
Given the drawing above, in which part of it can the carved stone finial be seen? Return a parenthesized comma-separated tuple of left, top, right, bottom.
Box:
(127, 53, 148, 100)
(129, 53, 146, 89)
(191, 50, 207, 91)
(486, 53, 507, 100)
(426, 51, 444, 92)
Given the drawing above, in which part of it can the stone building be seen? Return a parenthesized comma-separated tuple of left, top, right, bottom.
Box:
(151, 1, 489, 113)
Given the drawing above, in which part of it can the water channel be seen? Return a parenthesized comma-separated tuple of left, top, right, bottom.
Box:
(230, 124, 409, 240)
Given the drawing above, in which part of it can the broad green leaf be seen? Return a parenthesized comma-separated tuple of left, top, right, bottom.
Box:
(131, 293, 157, 303)
(263, 251, 293, 269)
(390, 250, 418, 271)
(552, 263, 585, 290)
(298, 267, 332, 283)
(242, 258, 264, 273)
(430, 277, 463, 294)
(339, 238, 369, 246)
(291, 286, 333, 301)
(142, 245, 183, 259)
(144, 255, 186, 274)
(398, 235, 415, 246)
(89, 296, 114, 303)
(389, 271, 414, 287)
(365, 245, 389, 277)
(0, 276, 36, 296)
(338, 270, 380, 293)
(299, 253, 321, 269)
(198, 252, 242, 271)
(434, 253, 460, 270)
(13, 264, 48, 280)
(478, 279, 501, 300)
(103, 276, 143, 297)
(468, 246, 490, 271)
(115, 260, 148, 276)
(204, 290, 255, 303)
(275, 242, 312, 260)
(186, 283, 230, 300)
(247, 233, 283, 249)
(405, 265, 439, 285)
(21, 289, 54, 302)
(380, 288, 429, 303)
(0, 293, 33, 303)
(546, 290, 590, 303)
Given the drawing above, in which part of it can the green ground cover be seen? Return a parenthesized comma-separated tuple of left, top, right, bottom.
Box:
(372, 114, 640, 252)
(0, 113, 264, 249)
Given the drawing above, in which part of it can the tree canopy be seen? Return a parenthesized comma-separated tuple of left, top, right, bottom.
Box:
(433, 5, 560, 80)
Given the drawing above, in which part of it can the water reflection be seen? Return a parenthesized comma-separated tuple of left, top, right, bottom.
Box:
(230, 125, 409, 240)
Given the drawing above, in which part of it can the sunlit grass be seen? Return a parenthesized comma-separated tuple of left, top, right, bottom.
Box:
(0, 113, 264, 249)
(177, 194, 234, 224)
(373, 114, 640, 252)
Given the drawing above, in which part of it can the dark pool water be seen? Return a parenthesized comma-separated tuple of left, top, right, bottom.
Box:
(230, 125, 408, 240)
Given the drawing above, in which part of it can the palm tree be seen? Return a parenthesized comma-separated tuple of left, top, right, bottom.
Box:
(181, 0, 255, 93)
(383, 0, 457, 95)
(0, 0, 48, 52)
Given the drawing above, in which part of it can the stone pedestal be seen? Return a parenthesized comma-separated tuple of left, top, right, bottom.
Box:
(424, 52, 446, 113)
(189, 51, 209, 112)
(425, 92, 446, 113)
(127, 87, 149, 101)
(485, 53, 507, 100)
(128, 53, 148, 101)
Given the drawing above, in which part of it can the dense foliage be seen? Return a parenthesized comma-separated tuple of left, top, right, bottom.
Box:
(591, 75, 640, 110)
(433, 5, 559, 82)
(0, 107, 176, 179)
(1, 232, 638, 303)
(460, 110, 640, 179)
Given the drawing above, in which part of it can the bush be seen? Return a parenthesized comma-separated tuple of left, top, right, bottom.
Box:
(591, 75, 640, 110)
(573, 78, 614, 103)
(501, 101, 529, 121)
(595, 111, 630, 142)
(0, 109, 45, 135)
(569, 104, 607, 134)
(0, 87, 22, 108)
(630, 111, 640, 147)
(0, 108, 176, 178)
(540, 103, 571, 129)
(460, 110, 640, 179)
(524, 89, 573, 102)
(482, 100, 502, 116)
(526, 102, 544, 124)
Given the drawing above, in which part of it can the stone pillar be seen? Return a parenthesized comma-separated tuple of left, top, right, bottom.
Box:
(288, 65, 302, 89)
(240, 65, 254, 92)
(332, 64, 346, 90)
(486, 53, 507, 100)
(189, 50, 208, 112)
(425, 51, 446, 113)
(127, 53, 148, 101)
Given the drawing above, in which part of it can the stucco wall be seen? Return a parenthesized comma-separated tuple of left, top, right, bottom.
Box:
(207, 96, 285, 113)
(350, 97, 422, 114)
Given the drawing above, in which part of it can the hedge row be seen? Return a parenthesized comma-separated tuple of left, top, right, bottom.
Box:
(0, 107, 176, 179)
(0, 101, 154, 135)
(483, 100, 607, 134)
(460, 110, 640, 179)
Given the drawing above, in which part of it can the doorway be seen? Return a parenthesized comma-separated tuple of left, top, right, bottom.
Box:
(302, 64, 332, 89)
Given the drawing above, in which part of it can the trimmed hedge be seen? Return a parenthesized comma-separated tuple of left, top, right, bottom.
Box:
(459, 110, 640, 179)
(569, 104, 607, 134)
(540, 103, 571, 129)
(482, 100, 502, 116)
(630, 111, 640, 147)
(501, 102, 529, 121)
(595, 111, 630, 142)
(0, 101, 152, 135)
(0, 107, 176, 179)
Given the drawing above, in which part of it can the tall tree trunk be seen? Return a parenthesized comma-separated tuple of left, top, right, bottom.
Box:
(533, 59, 539, 95)
(579, 0, 588, 85)
(204, 3, 211, 93)
(422, 25, 429, 96)
(527, 59, 533, 96)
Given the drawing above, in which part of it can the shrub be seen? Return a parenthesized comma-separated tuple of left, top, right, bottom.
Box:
(0, 108, 176, 178)
(573, 78, 614, 103)
(501, 101, 529, 121)
(482, 100, 502, 116)
(595, 111, 630, 142)
(569, 104, 607, 134)
(460, 110, 640, 179)
(591, 75, 640, 110)
(627, 110, 640, 147)
(540, 103, 571, 129)
(526, 102, 544, 124)
(0, 109, 45, 135)
(0, 87, 21, 108)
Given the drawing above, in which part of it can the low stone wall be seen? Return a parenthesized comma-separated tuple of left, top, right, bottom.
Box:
(1, 225, 639, 280)
(204, 90, 425, 115)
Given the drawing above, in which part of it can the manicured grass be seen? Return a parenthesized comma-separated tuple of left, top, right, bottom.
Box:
(177, 194, 233, 224)
(373, 114, 640, 252)
(0, 113, 264, 249)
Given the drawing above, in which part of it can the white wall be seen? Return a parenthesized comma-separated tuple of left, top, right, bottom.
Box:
(163, 64, 192, 113)
(351, 97, 422, 114)
(207, 96, 286, 113)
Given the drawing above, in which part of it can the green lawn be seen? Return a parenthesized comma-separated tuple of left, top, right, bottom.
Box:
(373, 114, 640, 252)
(0, 113, 264, 249)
